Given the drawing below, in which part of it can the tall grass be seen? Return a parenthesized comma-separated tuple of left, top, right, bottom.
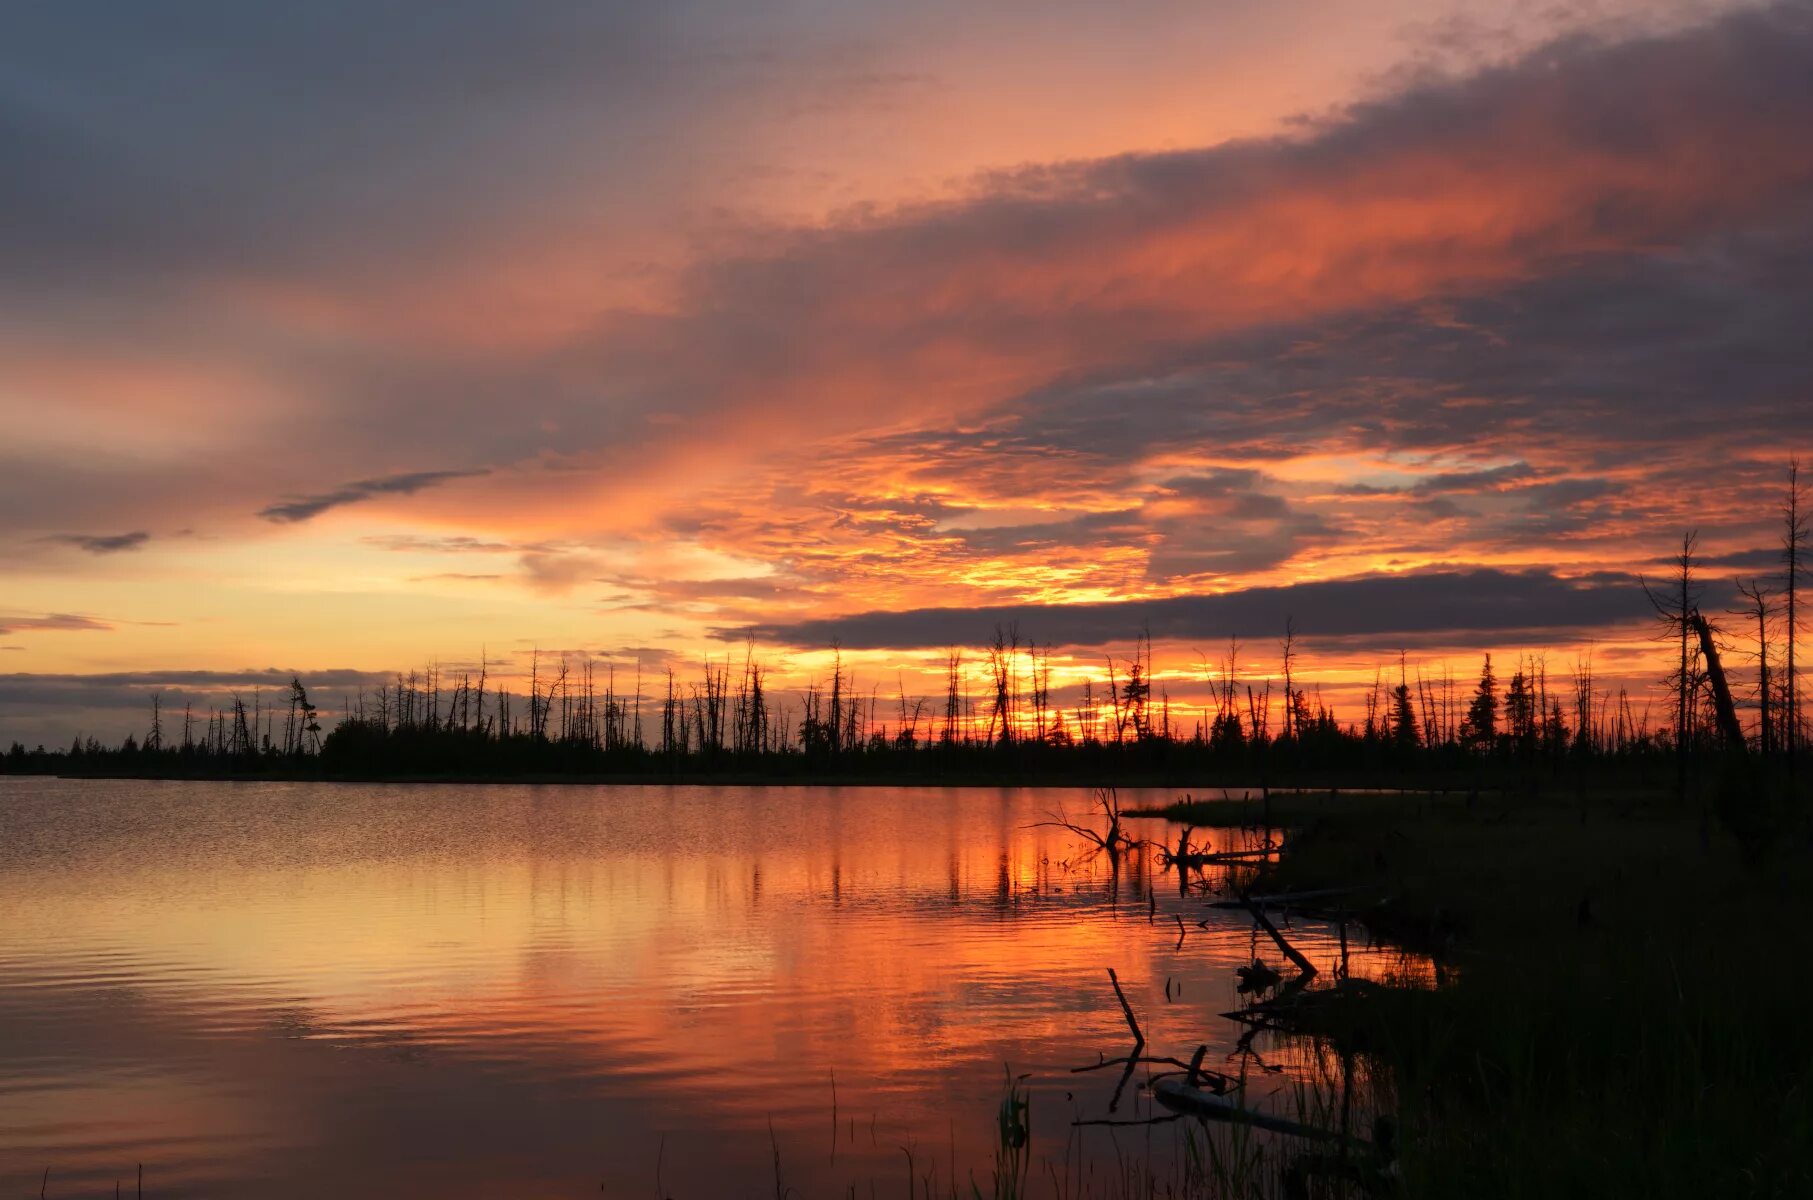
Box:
(1235, 785, 1813, 1198)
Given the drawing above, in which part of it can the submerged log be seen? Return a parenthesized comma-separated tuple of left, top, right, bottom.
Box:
(1244, 897, 1318, 978)
(1236, 958, 1283, 994)
(1151, 1078, 1349, 1142)
(1106, 967, 1144, 1046)
(1222, 978, 1388, 1032)
(1209, 887, 1362, 910)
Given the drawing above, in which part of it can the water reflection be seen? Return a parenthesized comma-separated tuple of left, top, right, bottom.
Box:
(0, 779, 1419, 1197)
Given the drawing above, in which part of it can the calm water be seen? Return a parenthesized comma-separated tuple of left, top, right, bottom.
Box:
(0, 779, 1411, 1197)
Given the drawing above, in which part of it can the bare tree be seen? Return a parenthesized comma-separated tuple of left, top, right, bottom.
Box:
(941, 650, 963, 746)
(1734, 579, 1774, 754)
(1279, 617, 1298, 742)
(1642, 531, 1701, 801)
(1784, 460, 1806, 775)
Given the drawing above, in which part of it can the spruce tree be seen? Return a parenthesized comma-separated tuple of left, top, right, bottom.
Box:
(1507, 668, 1535, 754)
(1391, 683, 1419, 749)
(1460, 654, 1498, 751)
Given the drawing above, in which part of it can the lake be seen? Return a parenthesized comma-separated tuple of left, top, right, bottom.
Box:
(0, 779, 1413, 1197)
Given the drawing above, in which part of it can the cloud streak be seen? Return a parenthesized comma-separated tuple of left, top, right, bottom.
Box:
(727, 568, 1654, 650)
(257, 469, 491, 523)
(42, 531, 151, 553)
(0, 667, 391, 704)
(0, 613, 114, 636)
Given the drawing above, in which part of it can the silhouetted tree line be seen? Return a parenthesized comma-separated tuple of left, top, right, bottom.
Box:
(8, 465, 1809, 795)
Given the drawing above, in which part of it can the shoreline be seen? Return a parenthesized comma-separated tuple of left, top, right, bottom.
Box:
(8, 765, 1652, 793)
(1131, 784, 1813, 1194)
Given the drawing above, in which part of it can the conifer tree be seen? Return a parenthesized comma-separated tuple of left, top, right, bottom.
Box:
(1460, 654, 1498, 751)
(1391, 653, 1420, 749)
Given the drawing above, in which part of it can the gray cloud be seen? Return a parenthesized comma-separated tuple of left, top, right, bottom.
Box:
(1413, 464, 1539, 494)
(0, 670, 400, 748)
(794, 211, 1809, 585)
(0, 2, 709, 292)
(0, 668, 393, 706)
(0, 1, 1673, 296)
(902, 220, 1813, 483)
(364, 535, 539, 554)
(0, 613, 113, 635)
(258, 469, 490, 523)
(1694, 547, 1784, 570)
(42, 530, 150, 553)
(0, 3, 1800, 559)
(725, 567, 1654, 650)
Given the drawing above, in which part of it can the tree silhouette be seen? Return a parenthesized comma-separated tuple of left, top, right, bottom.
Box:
(1459, 654, 1498, 752)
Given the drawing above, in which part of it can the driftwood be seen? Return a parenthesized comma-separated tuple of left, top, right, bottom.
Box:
(1222, 978, 1385, 1028)
(1071, 1051, 1236, 1095)
(1160, 827, 1283, 868)
(1032, 789, 1141, 861)
(1235, 959, 1283, 995)
(1151, 1078, 1352, 1143)
(1160, 826, 1199, 868)
(1107, 967, 1144, 1046)
(1100, 967, 1145, 1111)
(1078, 972, 1238, 1110)
(1209, 887, 1363, 911)
(1167, 849, 1277, 871)
(1244, 897, 1318, 978)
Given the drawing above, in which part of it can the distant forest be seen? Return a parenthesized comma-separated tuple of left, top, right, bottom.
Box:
(7, 466, 1810, 789)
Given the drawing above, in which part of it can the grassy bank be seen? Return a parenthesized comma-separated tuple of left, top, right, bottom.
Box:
(1138, 786, 1813, 1197)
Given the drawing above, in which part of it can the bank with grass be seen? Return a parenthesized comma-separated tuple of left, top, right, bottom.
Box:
(1135, 785, 1813, 1198)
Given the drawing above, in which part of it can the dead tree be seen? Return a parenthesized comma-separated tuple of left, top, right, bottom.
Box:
(1689, 610, 1745, 753)
(1735, 580, 1774, 754)
(1280, 617, 1298, 742)
(1784, 460, 1806, 775)
(1644, 532, 1702, 800)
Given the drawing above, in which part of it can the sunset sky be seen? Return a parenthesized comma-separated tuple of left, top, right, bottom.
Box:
(4, 0, 1810, 744)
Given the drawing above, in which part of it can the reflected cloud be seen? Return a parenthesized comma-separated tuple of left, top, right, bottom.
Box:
(0, 781, 1423, 1195)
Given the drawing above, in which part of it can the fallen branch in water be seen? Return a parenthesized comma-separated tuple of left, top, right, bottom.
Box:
(1072, 1114, 1185, 1128)
(1082, 969, 1243, 1110)
(1107, 967, 1143, 1046)
(1243, 895, 1318, 978)
(1198, 848, 1279, 862)
(1151, 1078, 1355, 1143)
(1071, 1051, 1236, 1094)
(1031, 788, 1143, 862)
(1073, 1043, 1239, 1128)
(1221, 978, 1385, 1029)
(1209, 886, 1365, 911)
